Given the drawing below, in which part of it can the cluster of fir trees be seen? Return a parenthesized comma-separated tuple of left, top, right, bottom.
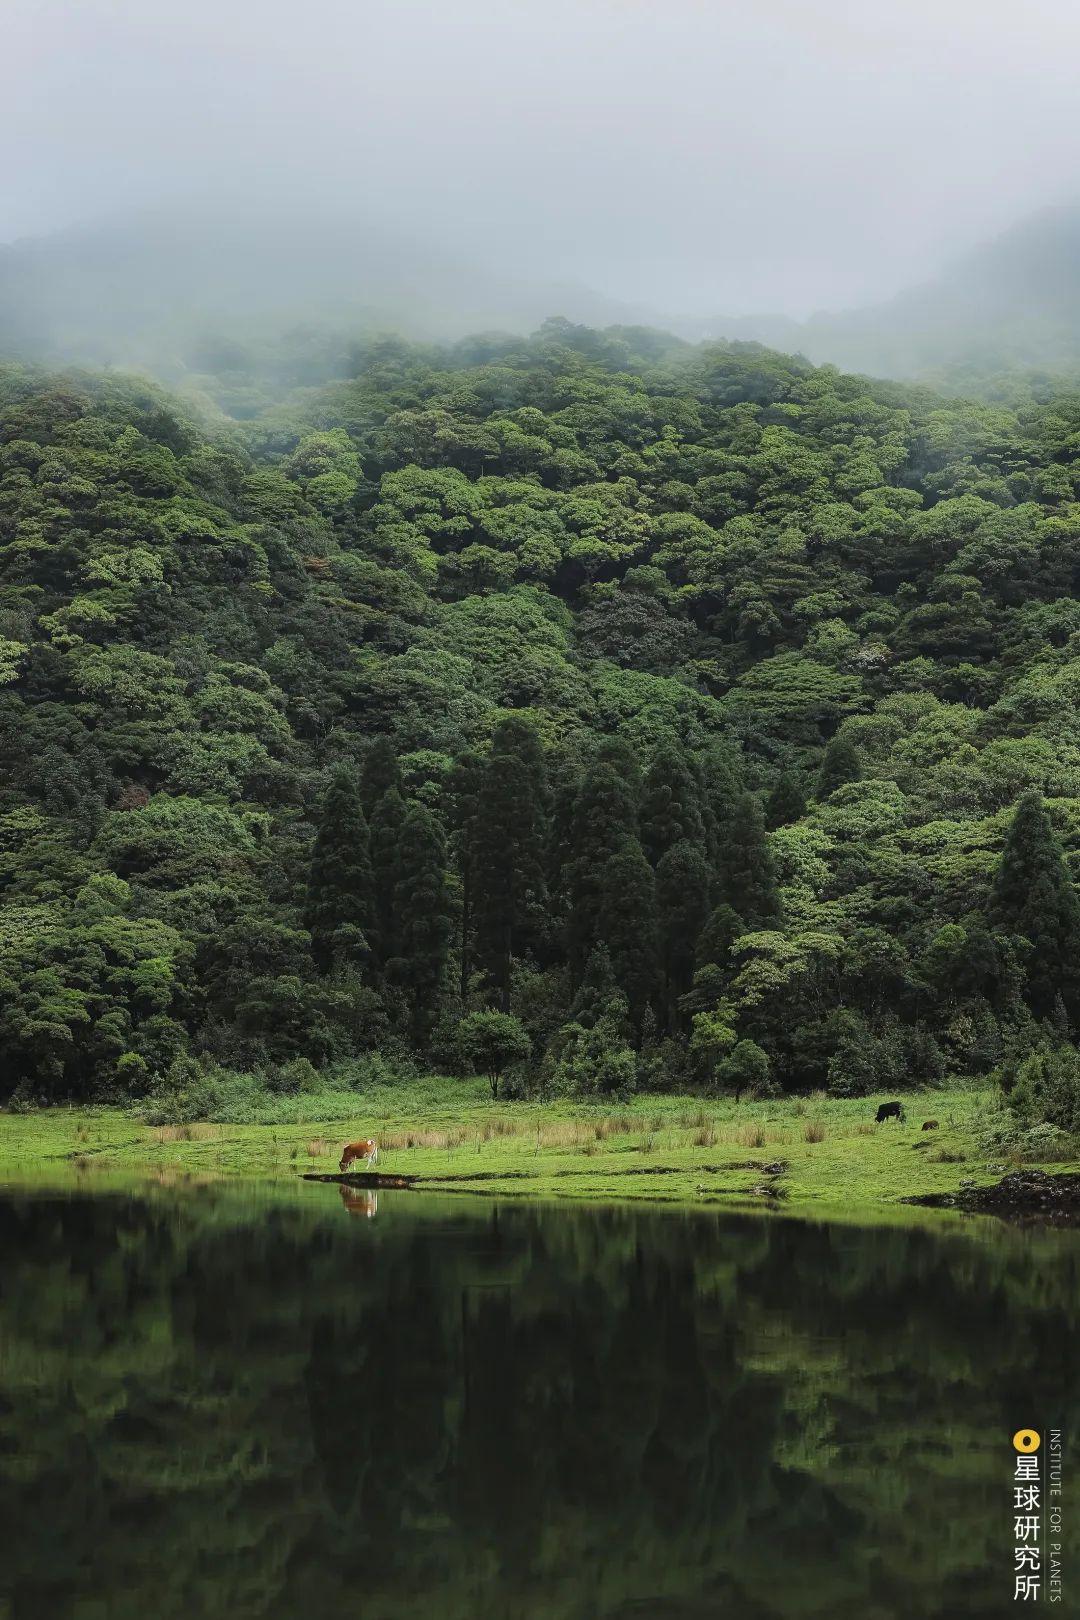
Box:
(302, 722, 782, 1094)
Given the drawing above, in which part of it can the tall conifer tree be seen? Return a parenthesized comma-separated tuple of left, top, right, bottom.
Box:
(656, 839, 711, 1026)
(598, 836, 660, 1032)
(766, 770, 807, 829)
(448, 749, 485, 1003)
(640, 742, 706, 867)
(990, 790, 1080, 1022)
(359, 736, 401, 817)
(546, 748, 584, 941)
(697, 903, 745, 972)
(699, 742, 741, 866)
(816, 736, 861, 800)
(305, 768, 374, 974)
(370, 785, 407, 972)
(471, 717, 549, 1010)
(594, 735, 643, 796)
(715, 793, 780, 929)
(567, 761, 638, 981)
(394, 803, 454, 1043)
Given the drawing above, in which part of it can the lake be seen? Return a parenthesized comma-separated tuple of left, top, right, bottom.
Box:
(0, 1182, 1076, 1619)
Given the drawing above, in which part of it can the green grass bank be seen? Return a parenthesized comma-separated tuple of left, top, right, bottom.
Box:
(2, 1079, 1075, 1220)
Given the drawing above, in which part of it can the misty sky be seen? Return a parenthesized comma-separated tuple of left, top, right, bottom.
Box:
(6, 0, 1080, 318)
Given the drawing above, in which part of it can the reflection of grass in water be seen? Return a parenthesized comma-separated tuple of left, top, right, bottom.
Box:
(3, 1080, 1078, 1224)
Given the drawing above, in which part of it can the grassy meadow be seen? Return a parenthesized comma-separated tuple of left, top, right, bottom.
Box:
(2, 1078, 1074, 1220)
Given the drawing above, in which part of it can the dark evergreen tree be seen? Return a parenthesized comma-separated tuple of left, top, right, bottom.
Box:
(594, 734, 643, 796)
(448, 749, 485, 1003)
(359, 736, 400, 817)
(697, 903, 745, 972)
(766, 770, 806, 829)
(816, 736, 861, 799)
(597, 836, 660, 1034)
(369, 785, 407, 972)
(715, 794, 781, 929)
(697, 742, 741, 866)
(568, 946, 630, 1034)
(640, 742, 706, 867)
(989, 790, 1080, 1022)
(304, 768, 374, 974)
(1047, 993, 1071, 1043)
(546, 747, 583, 936)
(921, 921, 1004, 1010)
(905, 1023, 945, 1083)
(567, 761, 638, 981)
(826, 1012, 877, 1097)
(393, 804, 454, 1044)
(471, 717, 550, 1011)
(656, 838, 711, 1026)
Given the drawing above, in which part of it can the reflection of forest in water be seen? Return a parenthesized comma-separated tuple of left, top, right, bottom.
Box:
(0, 1189, 1076, 1620)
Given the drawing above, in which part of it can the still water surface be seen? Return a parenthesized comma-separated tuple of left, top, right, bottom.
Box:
(0, 1183, 1077, 1619)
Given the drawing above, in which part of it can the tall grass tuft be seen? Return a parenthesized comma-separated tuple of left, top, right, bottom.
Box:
(804, 1120, 826, 1143)
(156, 1123, 214, 1143)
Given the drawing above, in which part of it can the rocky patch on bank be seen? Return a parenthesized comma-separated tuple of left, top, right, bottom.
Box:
(905, 1169, 1080, 1223)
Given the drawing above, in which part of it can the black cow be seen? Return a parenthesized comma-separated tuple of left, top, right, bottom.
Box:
(875, 1101, 906, 1124)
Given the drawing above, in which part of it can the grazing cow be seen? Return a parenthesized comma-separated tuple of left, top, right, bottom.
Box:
(875, 1101, 905, 1124)
(339, 1137, 379, 1171)
(922, 1119, 939, 1132)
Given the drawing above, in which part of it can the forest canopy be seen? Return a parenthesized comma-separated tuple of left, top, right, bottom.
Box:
(5, 321, 1080, 1113)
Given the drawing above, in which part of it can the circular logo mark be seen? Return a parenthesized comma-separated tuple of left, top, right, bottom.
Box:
(1013, 1429, 1041, 1453)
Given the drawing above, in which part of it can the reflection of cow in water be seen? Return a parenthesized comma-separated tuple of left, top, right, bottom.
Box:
(875, 1101, 906, 1124)
(339, 1138, 378, 1171)
(338, 1185, 378, 1219)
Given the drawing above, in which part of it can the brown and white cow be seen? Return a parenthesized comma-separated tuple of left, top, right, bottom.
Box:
(339, 1137, 378, 1171)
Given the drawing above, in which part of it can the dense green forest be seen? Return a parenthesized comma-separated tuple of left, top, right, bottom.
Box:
(6, 321, 1080, 1120)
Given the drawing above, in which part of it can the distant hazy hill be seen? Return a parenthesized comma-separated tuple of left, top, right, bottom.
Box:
(701, 207, 1080, 379)
(3, 205, 1080, 384)
(0, 209, 656, 378)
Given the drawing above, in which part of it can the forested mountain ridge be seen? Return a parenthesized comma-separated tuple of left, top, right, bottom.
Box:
(5, 324, 1080, 1113)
